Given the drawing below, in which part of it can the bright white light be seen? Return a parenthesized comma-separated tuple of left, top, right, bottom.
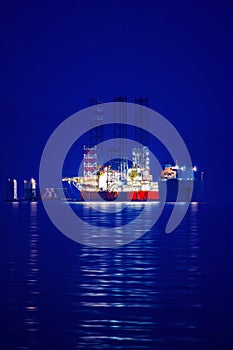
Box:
(31, 178, 36, 189)
(193, 166, 197, 172)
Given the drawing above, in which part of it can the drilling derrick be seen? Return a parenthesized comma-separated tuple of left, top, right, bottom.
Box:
(90, 97, 104, 164)
(112, 96, 128, 175)
(83, 145, 98, 178)
(83, 98, 104, 191)
(134, 97, 149, 146)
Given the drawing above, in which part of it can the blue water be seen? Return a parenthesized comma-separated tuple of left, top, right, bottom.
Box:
(1, 201, 233, 350)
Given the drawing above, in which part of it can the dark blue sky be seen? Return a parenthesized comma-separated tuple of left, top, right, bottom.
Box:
(0, 0, 232, 201)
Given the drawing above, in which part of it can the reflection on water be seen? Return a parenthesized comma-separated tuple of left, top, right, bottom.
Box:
(1, 202, 232, 349)
(65, 202, 203, 349)
(69, 202, 163, 248)
(7, 202, 40, 350)
(24, 202, 40, 344)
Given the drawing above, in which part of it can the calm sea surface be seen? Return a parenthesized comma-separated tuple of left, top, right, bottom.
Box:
(0, 201, 233, 350)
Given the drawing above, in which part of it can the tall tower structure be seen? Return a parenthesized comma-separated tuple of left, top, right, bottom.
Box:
(83, 98, 104, 178)
(112, 96, 128, 174)
(24, 178, 37, 201)
(134, 97, 149, 146)
(83, 145, 98, 177)
(5, 178, 18, 201)
(132, 147, 150, 171)
(89, 97, 104, 150)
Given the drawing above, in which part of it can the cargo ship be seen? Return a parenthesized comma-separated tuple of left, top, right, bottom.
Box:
(158, 163, 204, 202)
(59, 147, 203, 202)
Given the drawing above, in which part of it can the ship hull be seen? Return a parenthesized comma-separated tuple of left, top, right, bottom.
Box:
(64, 184, 159, 202)
(64, 180, 203, 202)
(81, 190, 159, 202)
(158, 179, 204, 202)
